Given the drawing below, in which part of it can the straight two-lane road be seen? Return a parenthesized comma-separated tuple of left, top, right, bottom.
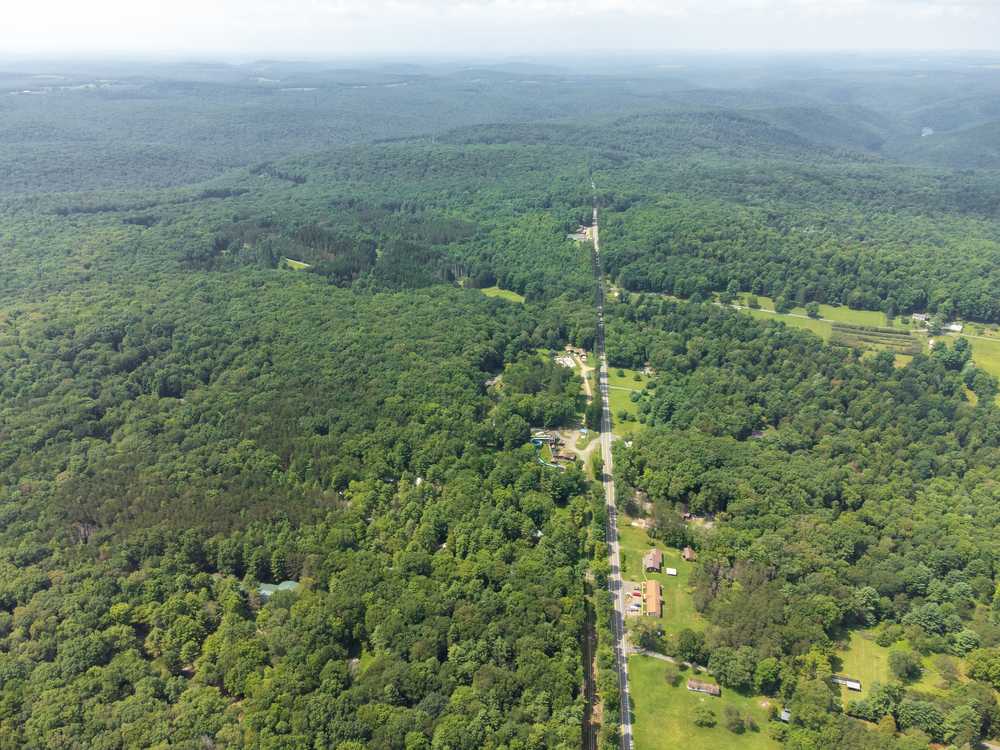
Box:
(591, 198, 634, 750)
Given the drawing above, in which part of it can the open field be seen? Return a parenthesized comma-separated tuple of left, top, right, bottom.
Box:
(745, 307, 832, 339)
(834, 630, 954, 701)
(618, 523, 706, 634)
(607, 366, 649, 436)
(629, 655, 780, 750)
(834, 631, 890, 700)
(737, 294, 888, 327)
(609, 388, 646, 437)
(948, 332, 1000, 381)
(479, 286, 526, 303)
(608, 366, 652, 390)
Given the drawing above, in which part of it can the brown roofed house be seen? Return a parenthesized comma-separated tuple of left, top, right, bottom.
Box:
(643, 579, 662, 617)
(643, 548, 663, 572)
(682, 546, 697, 562)
(687, 679, 721, 696)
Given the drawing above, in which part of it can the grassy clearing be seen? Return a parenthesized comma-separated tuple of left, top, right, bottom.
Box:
(834, 631, 954, 701)
(834, 632, 890, 700)
(737, 294, 887, 327)
(745, 307, 833, 339)
(282, 257, 312, 270)
(607, 366, 649, 436)
(629, 655, 780, 750)
(609, 388, 646, 437)
(479, 286, 525, 304)
(608, 366, 651, 390)
(618, 524, 706, 634)
(950, 332, 1000, 379)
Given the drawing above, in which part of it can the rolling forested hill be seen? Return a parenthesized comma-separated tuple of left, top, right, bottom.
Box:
(1, 56, 1000, 750)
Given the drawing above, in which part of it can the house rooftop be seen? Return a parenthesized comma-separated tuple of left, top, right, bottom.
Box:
(643, 548, 663, 570)
(644, 579, 662, 617)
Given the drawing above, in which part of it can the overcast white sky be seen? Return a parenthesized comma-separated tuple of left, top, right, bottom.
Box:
(4, 0, 999, 58)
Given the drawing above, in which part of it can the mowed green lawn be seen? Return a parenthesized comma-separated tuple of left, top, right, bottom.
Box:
(945, 332, 1000, 380)
(834, 632, 890, 700)
(629, 655, 780, 750)
(607, 366, 650, 436)
(618, 524, 706, 633)
(737, 294, 888, 327)
(745, 307, 833, 339)
(479, 286, 526, 303)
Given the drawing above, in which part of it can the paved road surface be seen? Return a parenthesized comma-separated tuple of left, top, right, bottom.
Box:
(591, 196, 634, 750)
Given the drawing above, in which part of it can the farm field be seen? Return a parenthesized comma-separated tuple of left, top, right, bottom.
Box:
(479, 286, 526, 303)
(629, 655, 780, 750)
(618, 523, 706, 634)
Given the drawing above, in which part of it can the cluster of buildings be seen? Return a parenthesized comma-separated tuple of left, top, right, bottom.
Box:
(911, 312, 964, 333)
(530, 431, 576, 464)
(635, 545, 700, 618)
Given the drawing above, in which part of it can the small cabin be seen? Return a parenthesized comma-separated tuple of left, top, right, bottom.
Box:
(682, 546, 697, 562)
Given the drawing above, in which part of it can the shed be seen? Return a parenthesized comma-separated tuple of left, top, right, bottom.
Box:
(643, 548, 663, 572)
(682, 546, 697, 562)
(644, 580, 662, 618)
(687, 679, 721, 696)
(779, 708, 791, 723)
(665, 567, 678, 576)
(832, 676, 862, 692)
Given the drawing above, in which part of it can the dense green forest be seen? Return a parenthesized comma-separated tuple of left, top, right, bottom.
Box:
(2, 56, 1000, 749)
